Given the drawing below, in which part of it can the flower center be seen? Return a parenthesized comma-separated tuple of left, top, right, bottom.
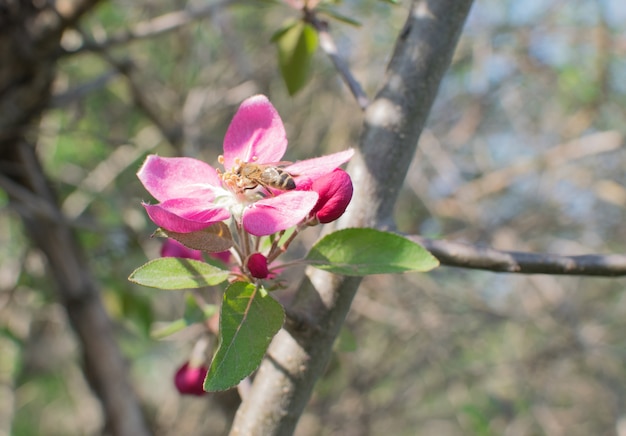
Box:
(217, 155, 265, 200)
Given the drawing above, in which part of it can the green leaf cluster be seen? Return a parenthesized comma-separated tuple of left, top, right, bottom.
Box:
(129, 229, 437, 391)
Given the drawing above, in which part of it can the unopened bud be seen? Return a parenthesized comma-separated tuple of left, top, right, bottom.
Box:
(247, 253, 269, 279)
(174, 362, 208, 396)
(310, 169, 353, 223)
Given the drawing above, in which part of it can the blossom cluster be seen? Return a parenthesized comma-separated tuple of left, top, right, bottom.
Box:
(139, 95, 353, 283)
(139, 96, 353, 394)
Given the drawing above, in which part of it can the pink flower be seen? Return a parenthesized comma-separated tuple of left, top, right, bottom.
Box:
(138, 95, 353, 236)
(174, 362, 208, 396)
(309, 169, 353, 223)
(160, 239, 203, 260)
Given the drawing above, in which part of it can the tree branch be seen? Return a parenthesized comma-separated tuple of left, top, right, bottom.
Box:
(410, 236, 626, 276)
(2, 142, 151, 436)
(60, 0, 238, 55)
(0, 4, 150, 434)
(230, 1, 475, 434)
(54, 0, 105, 30)
(307, 12, 370, 109)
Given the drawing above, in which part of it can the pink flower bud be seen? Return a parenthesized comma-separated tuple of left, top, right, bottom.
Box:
(161, 239, 203, 260)
(310, 169, 353, 223)
(247, 253, 269, 279)
(209, 250, 232, 265)
(174, 362, 208, 396)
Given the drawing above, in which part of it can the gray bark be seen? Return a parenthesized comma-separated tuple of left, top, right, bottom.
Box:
(230, 0, 475, 434)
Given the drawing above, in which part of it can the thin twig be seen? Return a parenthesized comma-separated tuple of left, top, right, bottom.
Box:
(409, 236, 626, 277)
(100, 53, 184, 148)
(50, 70, 119, 107)
(60, 0, 238, 56)
(52, 0, 106, 30)
(306, 12, 370, 109)
(434, 130, 623, 217)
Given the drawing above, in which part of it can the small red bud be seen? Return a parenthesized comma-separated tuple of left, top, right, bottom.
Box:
(247, 253, 269, 279)
(174, 362, 208, 396)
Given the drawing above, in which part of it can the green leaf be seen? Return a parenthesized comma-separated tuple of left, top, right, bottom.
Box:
(128, 258, 229, 289)
(274, 21, 319, 95)
(305, 228, 439, 276)
(204, 282, 284, 391)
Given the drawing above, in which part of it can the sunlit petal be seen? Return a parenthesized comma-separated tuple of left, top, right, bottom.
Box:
(242, 191, 318, 236)
(143, 198, 230, 233)
(138, 155, 221, 202)
(222, 95, 288, 169)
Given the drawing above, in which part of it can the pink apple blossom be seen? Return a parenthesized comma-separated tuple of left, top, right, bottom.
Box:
(137, 95, 353, 237)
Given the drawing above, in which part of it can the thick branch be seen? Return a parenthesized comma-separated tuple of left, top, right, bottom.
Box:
(410, 236, 626, 276)
(0, 4, 150, 434)
(230, 1, 475, 434)
(3, 143, 150, 436)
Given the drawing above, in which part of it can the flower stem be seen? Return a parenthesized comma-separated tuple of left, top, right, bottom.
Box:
(267, 224, 304, 264)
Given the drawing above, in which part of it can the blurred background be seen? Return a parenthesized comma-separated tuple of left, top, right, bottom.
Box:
(2, 0, 626, 435)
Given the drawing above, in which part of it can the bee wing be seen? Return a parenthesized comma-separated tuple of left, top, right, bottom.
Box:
(256, 160, 293, 167)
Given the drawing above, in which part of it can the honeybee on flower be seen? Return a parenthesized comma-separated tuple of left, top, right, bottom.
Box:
(138, 94, 353, 237)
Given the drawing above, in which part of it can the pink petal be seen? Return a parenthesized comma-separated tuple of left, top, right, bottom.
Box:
(286, 149, 354, 187)
(222, 95, 288, 169)
(160, 239, 203, 260)
(138, 155, 221, 202)
(310, 169, 353, 223)
(242, 191, 318, 236)
(143, 198, 230, 233)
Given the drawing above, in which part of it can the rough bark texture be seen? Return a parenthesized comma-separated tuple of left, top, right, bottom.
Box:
(0, 2, 150, 435)
(230, 1, 475, 434)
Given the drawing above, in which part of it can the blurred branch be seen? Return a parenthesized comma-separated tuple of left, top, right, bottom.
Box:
(306, 11, 369, 109)
(62, 131, 160, 219)
(435, 130, 623, 217)
(0, 172, 63, 221)
(60, 0, 238, 55)
(410, 235, 626, 276)
(53, 0, 105, 29)
(100, 54, 184, 148)
(50, 69, 119, 107)
(1, 143, 151, 436)
(230, 1, 475, 434)
(0, 5, 151, 433)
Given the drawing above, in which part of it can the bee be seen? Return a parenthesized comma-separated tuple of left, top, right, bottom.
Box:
(233, 161, 296, 191)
